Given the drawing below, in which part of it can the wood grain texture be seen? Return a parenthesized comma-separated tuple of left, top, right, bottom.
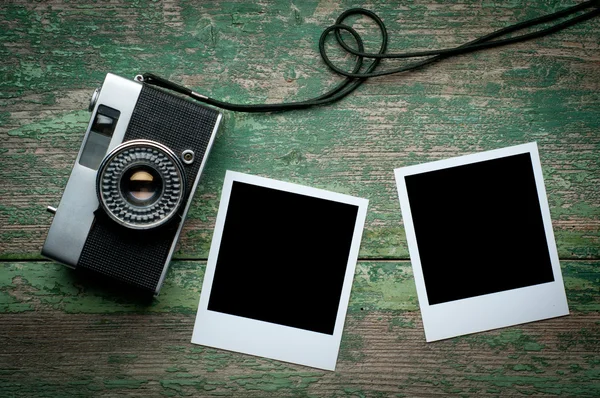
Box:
(0, 260, 598, 397)
(0, 0, 598, 396)
(1, 311, 599, 397)
(1, 0, 599, 259)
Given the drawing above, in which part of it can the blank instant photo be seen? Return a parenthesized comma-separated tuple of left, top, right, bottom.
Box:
(394, 142, 568, 342)
(192, 171, 368, 370)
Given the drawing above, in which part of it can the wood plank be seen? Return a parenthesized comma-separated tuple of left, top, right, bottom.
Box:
(1, 1, 598, 260)
(0, 1, 598, 396)
(1, 312, 598, 397)
(0, 260, 598, 397)
(1, 261, 598, 314)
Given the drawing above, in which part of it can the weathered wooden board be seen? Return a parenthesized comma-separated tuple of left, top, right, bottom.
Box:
(1, 260, 599, 315)
(0, 0, 598, 396)
(0, 260, 598, 397)
(1, 0, 598, 259)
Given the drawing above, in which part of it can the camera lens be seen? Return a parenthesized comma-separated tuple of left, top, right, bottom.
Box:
(121, 166, 163, 206)
(97, 140, 186, 229)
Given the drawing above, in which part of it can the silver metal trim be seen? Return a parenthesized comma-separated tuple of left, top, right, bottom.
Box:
(42, 74, 142, 267)
(154, 112, 223, 296)
(191, 91, 208, 101)
(46, 206, 57, 214)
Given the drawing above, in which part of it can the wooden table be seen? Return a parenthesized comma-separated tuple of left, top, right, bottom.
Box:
(1, 1, 598, 396)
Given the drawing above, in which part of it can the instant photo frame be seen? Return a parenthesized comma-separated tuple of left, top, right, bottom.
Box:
(192, 171, 368, 370)
(394, 142, 569, 342)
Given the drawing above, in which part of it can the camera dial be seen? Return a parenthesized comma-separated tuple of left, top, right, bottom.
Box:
(181, 149, 195, 165)
(88, 87, 101, 112)
(97, 140, 187, 230)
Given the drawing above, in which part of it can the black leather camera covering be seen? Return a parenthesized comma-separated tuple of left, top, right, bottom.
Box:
(78, 85, 220, 292)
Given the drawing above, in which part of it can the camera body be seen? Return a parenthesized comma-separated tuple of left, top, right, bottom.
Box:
(42, 73, 222, 295)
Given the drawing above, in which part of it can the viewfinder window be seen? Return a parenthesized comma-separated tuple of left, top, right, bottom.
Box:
(79, 105, 120, 170)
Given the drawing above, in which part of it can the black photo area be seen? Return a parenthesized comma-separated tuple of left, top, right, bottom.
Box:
(404, 152, 554, 305)
(208, 181, 359, 335)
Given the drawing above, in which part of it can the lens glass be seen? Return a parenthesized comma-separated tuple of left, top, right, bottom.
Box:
(120, 165, 163, 206)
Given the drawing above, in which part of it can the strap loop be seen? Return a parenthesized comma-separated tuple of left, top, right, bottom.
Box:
(142, 0, 600, 112)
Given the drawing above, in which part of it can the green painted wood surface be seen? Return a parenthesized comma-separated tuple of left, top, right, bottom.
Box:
(0, 260, 599, 396)
(0, 0, 598, 396)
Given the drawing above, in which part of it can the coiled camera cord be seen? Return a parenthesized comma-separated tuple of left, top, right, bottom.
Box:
(141, 0, 600, 113)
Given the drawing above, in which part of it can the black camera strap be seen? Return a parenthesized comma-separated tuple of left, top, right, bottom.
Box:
(141, 0, 600, 113)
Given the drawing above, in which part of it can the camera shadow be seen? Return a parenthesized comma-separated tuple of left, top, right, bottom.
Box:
(66, 267, 157, 307)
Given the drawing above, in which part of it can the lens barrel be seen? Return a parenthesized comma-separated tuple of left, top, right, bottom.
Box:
(97, 140, 186, 229)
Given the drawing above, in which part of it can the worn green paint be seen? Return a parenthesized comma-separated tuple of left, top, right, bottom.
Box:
(337, 332, 366, 362)
(2, 260, 595, 315)
(107, 354, 138, 364)
(458, 329, 546, 352)
(1, 0, 599, 261)
(1, 0, 599, 396)
(466, 373, 600, 396)
(103, 379, 149, 389)
(5, 110, 89, 140)
(0, 329, 597, 397)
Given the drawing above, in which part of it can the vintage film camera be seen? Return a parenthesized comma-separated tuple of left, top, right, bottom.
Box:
(42, 73, 222, 295)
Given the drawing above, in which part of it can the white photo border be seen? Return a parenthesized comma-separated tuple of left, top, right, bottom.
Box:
(192, 171, 369, 370)
(394, 142, 569, 342)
